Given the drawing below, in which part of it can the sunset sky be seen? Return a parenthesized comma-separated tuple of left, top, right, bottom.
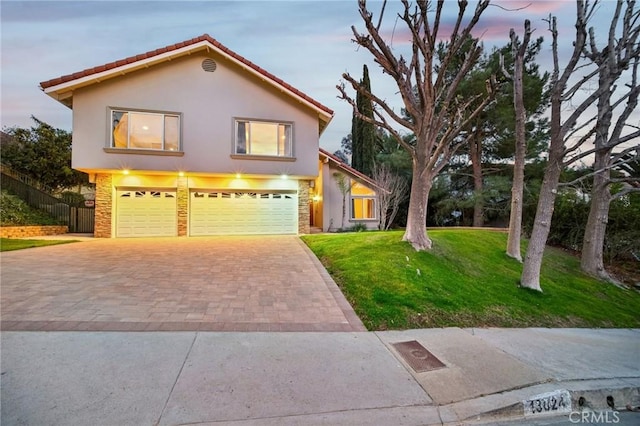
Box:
(0, 1, 619, 153)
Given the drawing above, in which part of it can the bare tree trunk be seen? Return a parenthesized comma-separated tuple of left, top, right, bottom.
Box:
(520, 22, 567, 291)
(520, 3, 591, 291)
(506, 159, 525, 260)
(506, 151, 525, 260)
(333, 172, 350, 229)
(579, 0, 640, 281)
(580, 65, 614, 281)
(505, 21, 531, 261)
(521, 1, 638, 291)
(581, 164, 612, 280)
(403, 156, 433, 250)
(520, 144, 564, 291)
(470, 131, 484, 227)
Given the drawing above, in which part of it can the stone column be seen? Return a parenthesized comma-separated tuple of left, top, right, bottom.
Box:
(177, 176, 188, 236)
(298, 180, 310, 235)
(94, 173, 113, 238)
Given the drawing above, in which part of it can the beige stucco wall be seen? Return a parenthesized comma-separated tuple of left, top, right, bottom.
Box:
(321, 162, 379, 232)
(72, 52, 320, 178)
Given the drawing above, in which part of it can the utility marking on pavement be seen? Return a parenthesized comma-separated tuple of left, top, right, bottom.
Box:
(523, 389, 571, 416)
(391, 340, 446, 373)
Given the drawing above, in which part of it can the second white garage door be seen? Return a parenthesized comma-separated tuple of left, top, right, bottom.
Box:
(190, 190, 298, 235)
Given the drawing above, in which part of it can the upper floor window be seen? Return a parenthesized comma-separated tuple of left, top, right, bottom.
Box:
(235, 119, 292, 157)
(112, 110, 180, 151)
(351, 182, 377, 220)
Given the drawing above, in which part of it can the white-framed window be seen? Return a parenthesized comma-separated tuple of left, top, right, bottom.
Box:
(350, 182, 377, 220)
(235, 119, 292, 157)
(111, 109, 181, 151)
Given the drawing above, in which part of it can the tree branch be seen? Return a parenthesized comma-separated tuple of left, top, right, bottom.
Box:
(612, 186, 640, 200)
(560, 147, 640, 186)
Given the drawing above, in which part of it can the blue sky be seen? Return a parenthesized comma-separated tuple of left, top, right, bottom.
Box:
(0, 0, 616, 154)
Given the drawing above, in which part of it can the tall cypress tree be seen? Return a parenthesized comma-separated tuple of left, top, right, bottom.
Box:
(351, 65, 376, 176)
(350, 91, 362, 169)
(360, 65, 375, 176)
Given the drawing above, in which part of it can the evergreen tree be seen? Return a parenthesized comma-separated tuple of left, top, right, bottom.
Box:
(1, 116, 88, 190)
(351, 65, 376, 176)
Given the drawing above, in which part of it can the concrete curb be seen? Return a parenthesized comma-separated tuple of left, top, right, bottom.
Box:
(444, 380, 640, 425)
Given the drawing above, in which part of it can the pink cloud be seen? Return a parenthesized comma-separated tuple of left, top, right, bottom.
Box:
(375, 16, 525, 46)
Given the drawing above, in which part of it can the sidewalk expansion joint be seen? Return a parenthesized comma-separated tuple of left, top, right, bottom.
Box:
(155, 332, 198, 426)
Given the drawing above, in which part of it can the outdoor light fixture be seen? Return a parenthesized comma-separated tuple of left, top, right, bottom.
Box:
(236, 173, 242, 179)
(122, 169, 130, 175)
(178, 171, 185, 177)
(280, 174, 288, 180)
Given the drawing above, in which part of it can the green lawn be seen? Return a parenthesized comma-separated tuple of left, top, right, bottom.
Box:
(301, 230, 640, 330)
(0, 238, 77, 252)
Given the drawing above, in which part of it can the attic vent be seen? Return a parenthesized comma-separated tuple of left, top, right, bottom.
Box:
(202, 59, 217, 72)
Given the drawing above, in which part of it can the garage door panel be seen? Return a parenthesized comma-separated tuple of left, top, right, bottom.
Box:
(117, 190, 177, 237)
(190, 191, 297, 236)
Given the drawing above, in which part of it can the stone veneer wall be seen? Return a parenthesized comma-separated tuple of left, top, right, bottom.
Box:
(1, 226, 69, 238)
(177, 177, 188, 236)
(298, 180, 310, 234)
(94, 174, 113, 238)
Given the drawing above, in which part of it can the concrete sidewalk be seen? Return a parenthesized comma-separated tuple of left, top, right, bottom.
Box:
(1, 328, 638, 425)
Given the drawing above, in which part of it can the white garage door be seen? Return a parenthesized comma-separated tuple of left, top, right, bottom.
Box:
(190, 190, 298, 236)
(116, 189, 177, 237)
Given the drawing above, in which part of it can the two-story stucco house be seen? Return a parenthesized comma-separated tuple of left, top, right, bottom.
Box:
(40, 34, 379, 237)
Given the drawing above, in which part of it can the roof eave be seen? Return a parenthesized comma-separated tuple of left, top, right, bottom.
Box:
(319, 148, 383, 191)
(41, 38, 335, 126)
(41, 40, 213, 99)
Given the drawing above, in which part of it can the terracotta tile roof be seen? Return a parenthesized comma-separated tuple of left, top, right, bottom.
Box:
(319, 147, 380, 189)
(39, 34, 333, 117)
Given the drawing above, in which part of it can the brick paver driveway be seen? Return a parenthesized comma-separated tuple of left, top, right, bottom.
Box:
(0, 236, 364, 332)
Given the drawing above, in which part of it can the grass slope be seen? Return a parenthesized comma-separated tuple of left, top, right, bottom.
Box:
(302, 230, 640, 330)
(0, 238, 77, 252)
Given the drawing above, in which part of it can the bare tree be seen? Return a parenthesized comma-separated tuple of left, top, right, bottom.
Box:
(333, 172, 352, 229)
(521, 0, 638, 291)
(337, 0, 496, 250)
(502, 20, 532, 262)
(580, 0, 640, 281)
(373, 164, 409, 230)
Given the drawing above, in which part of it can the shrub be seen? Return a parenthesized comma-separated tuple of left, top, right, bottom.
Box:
(525, 189, 640, 263)
(547, 189, 589, 251)
(334, 223, 369, 233)
(605, 193, 640, 262)
(0, 190, 61, 226)
(349, 223, 368, 232)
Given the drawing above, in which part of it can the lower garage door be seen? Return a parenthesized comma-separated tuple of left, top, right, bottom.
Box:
(190, 190, 297, 235)
(116, 189, 177, 237)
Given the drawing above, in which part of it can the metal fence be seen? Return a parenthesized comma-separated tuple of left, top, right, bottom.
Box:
(1, 166, 95, 233)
